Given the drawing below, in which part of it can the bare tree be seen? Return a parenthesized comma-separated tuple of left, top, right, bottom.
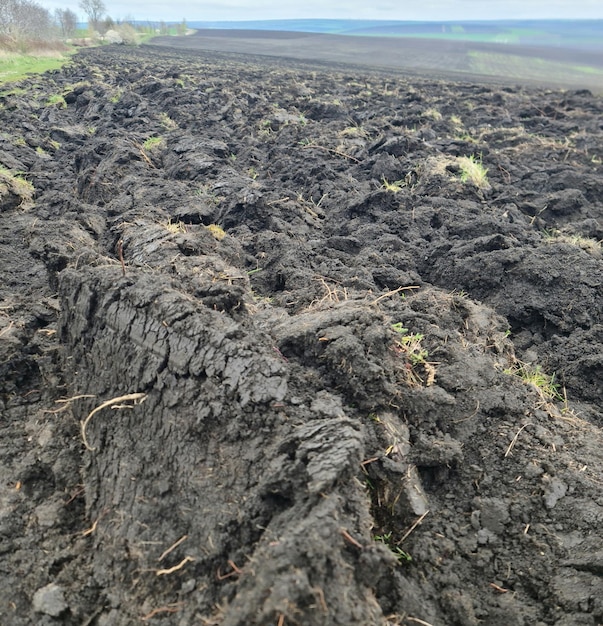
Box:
(79, 0, 105, 31)
(0, 0, 10, 34)
(0, 0, 53, 40)
(101, 15, 113, 33)
(23, 2, 52, 38)
(54, 8, 77, 38)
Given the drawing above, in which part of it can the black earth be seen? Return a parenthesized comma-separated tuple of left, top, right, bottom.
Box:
(0, 44, 602, 626)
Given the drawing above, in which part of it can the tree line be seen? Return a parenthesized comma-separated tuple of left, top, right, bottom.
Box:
(0, 0, 188, 49)
(0, 0, 79, 41)
(0, 0, 129, 43)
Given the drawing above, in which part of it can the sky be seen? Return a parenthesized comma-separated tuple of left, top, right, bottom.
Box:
(40, 0, 603, 23)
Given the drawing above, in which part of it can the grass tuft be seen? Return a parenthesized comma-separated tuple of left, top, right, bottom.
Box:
(373, 532, 412, 563)
(392, 322, 436, 386)
(205, 224, 226, 241)
(159, 112, 178, 130)
(46, 93, 67, 108)
(0, 166, 35, 206)
(381, 177, 406, 193)
(504, 361, 563, 402)
(458, 154, 490, 189)
(542, 229, 601, 256)
(164, 219, 186, 234)
(143, 136, 164, 152)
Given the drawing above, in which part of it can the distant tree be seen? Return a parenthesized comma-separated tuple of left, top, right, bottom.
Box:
(54, 8, 77, 37)
(176, 18, 187, 36)
(0, 0, 53, 41)
(19, 1, 52, 39)
(78, 0, 105, 31)
(101, 15, 113, 33)
(0, 0, 17, 35)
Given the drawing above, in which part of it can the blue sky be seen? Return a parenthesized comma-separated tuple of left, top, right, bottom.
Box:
(41, 0, 603, 23)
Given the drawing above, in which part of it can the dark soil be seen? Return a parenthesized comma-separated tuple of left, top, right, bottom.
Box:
(1, 43, 602, 626)
(151, 30, 603, 93)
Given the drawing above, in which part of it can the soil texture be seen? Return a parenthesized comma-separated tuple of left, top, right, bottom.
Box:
(151, 30, 603, 93)
(1, 44, 603, 626)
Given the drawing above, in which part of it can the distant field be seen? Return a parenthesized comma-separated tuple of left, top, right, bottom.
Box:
(467, 50, 603, 86)
(151, 29, 603, 92)
(189, 19, 603, 52)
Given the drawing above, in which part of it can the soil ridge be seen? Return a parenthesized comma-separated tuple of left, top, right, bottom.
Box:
(0, 44, 602, 625)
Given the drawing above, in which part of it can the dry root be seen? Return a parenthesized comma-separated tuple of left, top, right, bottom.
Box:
(81, 393, 147, 451)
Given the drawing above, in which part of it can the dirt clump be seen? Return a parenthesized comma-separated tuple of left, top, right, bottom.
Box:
(0, 44, 602, 625)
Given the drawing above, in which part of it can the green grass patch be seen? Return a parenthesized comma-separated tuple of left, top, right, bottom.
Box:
(0, 53, 71, 85)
